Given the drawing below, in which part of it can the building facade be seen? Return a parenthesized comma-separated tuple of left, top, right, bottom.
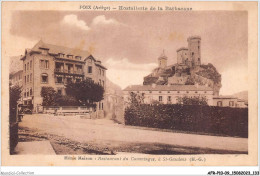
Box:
(10, 70, 23, 87)
(213, 96, 247, 108)
(20, 40, 106, 113)
(123, 84, 214, 106)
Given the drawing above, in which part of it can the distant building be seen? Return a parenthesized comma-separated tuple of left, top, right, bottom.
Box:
(10, 70, 23, 87)
(123, 84, 214, 105)
(20, 40, 107, 113)
(213, 96, 247, 108)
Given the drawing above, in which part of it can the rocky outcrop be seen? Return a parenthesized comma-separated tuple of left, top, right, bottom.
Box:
(143, 63, 222, 96)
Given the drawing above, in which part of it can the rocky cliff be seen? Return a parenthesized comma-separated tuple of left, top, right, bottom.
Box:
(143, 63, 222, 95)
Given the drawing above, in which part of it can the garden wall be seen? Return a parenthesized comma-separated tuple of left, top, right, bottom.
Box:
(124, 104, 248, 138)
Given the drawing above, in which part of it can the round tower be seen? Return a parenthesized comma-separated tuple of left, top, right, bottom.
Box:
(187, 36, 201, 67)
(158, 50, 167, 68)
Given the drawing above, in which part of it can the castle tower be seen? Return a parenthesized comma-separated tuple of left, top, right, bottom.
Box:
(158, 50, 167, 68)
(176, 47, 189, 66)
(187, 36, 201, 66)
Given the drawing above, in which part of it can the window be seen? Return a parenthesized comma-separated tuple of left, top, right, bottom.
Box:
(99, 69, 101, 75)
(177, 91, 180, 93)
(195, 91, 198, 93)
(186, 91, 189, 93)
(24, 64, 26, 72)
(30, 73, 32, 82)
(27, 75, 29, 83)
(27, 89, 29, 97)
(88, 66, 92, 73)
(57, 77, 63, 83)
(168, 96, 171, 102)
(59, 53, 65, 58)
(41, 74, 48, 83)
(40, 60, 49, 69)
(76, 78, 81, 83)
(40, 60, 44, 68)
(57, 89, 62, 95)
(102, 70, 104, 76)
(149, 91, 152, 93)
(45, 60, 49, 69)
(217, 101, 222, 107)
(67, 55, 73, 59)
(159, 96, 163, 102)
(229, 101, 234, 107)
(204, 91, 207, 93)
(24, 76, 26, 84)
(198, 58, 200, 62)
(30, 60, 32, 70)
(67, 78, 72, 84)
(99, 79, 101, 85)
(159, 91, 161, 93)
(168, 91, 170, 93)
(102, 80, 104, 87)
(30, 88, 32, 96)
(24, 92, 26, 98)
(101, 103, 103, 110)
(27, 62, 29, 70)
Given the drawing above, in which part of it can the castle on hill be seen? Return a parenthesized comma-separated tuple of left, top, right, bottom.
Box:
(144, 36, 222, 96)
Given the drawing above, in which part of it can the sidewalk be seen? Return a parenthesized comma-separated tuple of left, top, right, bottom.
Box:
(14, 141, 56, 155)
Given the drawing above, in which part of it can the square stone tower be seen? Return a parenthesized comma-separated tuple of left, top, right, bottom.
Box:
(158, 50, 167, 68)
(187, 36, 201, 66)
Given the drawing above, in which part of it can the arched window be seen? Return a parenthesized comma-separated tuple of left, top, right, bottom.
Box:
(41, 73, 48, 83)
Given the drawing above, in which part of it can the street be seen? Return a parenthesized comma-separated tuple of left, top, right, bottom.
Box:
(18, 114, 248, 154)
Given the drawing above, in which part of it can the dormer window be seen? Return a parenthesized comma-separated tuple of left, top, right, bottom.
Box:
(75, 56, 81, 60)
(67, 55, 73, 59)
(59, 53, 65, 58)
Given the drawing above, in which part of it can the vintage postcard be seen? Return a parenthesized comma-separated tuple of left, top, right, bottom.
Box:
(1, 1, 258, 167)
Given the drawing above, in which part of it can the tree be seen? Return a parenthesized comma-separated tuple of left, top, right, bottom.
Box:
(65, 79, 104, 107)
(41, 86, 57, 106)
(177, 96, 208, 106)
(127, 92, 144, 107)
(9, 85, 22, 122)
(55, 94, 79, 106)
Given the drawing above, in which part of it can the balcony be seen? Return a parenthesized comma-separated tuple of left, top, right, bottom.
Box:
(54, 68, 84, 75)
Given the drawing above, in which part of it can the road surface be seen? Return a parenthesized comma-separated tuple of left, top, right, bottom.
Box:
(19, 114, 248, 153)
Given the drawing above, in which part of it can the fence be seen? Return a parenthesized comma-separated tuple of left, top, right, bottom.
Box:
(124, 104, 248, 138)
(43, 106, 92, 115)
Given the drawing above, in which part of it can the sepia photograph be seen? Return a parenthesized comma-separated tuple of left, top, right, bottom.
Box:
(1, 1, 258, 168)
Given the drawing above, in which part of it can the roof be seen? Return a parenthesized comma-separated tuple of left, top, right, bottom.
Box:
(21, 40, 107, 69)
(176, 47, 188, 52)
(187, 36, 201, 41)
(123, 84, 213, 91)
(95, 62, 107, 70)
(158, 50, 167, 59)
(30, 40, 90, 59)
(213, 96, 237, 99)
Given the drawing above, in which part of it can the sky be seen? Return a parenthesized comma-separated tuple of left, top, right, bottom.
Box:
(7, 11, 248, 95)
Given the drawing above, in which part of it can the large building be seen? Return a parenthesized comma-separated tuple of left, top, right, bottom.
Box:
(20, 40, 107, 113)
(123, 84, 214, 105)
(10, 70, 23, 87)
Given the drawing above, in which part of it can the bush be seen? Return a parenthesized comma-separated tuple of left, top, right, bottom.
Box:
(124, 104, 248, 138)
(9, 85, 22, 122)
